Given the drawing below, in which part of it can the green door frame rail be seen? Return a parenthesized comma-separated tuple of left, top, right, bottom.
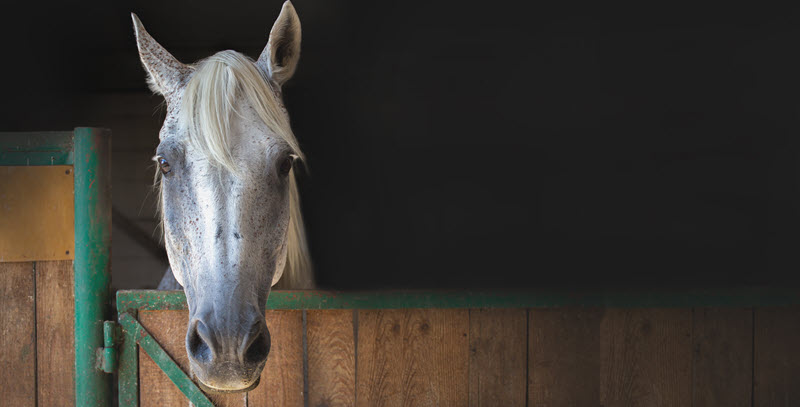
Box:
(1, 129, 113, 407)
(74, 128, 113, 407)
(116, 286, 800, 407)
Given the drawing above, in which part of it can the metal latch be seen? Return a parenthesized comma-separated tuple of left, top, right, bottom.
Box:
(98, 320, 120, 373)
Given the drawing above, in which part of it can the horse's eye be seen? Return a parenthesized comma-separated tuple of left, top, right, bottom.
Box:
(279, 155, 295, 176)
(157, 156, 171, 175)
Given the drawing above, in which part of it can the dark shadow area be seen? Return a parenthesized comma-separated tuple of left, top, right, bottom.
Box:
(2, 1, 799, 289)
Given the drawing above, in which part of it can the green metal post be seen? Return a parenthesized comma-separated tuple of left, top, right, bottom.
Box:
(118, 310, 139, 407)
(73, 127, 112, 407)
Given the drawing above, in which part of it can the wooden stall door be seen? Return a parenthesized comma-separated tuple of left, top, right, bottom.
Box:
(138, 308, 528, 407)
(0, 260, 75, 407)
(1, 165, 75, 407)
(0, 262, 36, 407)
(134, 305, 800, 407)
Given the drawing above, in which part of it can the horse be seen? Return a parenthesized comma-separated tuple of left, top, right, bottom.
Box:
(131, 1, 313, 393)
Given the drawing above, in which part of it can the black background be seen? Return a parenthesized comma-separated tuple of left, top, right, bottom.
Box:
(2, 1, 799, 288)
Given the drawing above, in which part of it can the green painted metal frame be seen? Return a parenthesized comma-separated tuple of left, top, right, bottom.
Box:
(118, 286, 800, 312)
(116, 285, 800, 406)
(1, 129, 113, 407)
(117, 307, 140, 407)
(0, 131, 74, 165)
(74, 128, 113, 407)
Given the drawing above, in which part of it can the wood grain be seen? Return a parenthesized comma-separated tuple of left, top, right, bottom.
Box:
(248, 310, 305, 407)
(356, 309, 469, 407)
(692, 307, 753, 407)
(468, 308, 526, 407)
(754, 306, 800, 407)
(528, 308, 603, 406)
(530, 308, 692, 406)
(0, 166, 74, 262)
(0, 262, 35, 407)
(600, 308, 692, 407)
(307, 309, 356, 407)
(139, 310, 191, 407)
(36, 260, 75, 407)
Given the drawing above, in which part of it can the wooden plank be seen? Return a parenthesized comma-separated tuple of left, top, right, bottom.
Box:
(0, 262, 35, 407)
(600, 308, 692, 407)
(307, 309, 355, 407)
(248, 310, 305, 406)
(139, 310, 190, 407)
(36, 260, 75, 407)
(0, 166, 74, 262)
(468, 309, 526, 407)
(528, 308, 603, 406)
(754, 306, 800, 407)
(529, 308, 692, 406)
(356, 309, 469, 407)
(692, 307, 753, 407)
(139, 310, 247, 407)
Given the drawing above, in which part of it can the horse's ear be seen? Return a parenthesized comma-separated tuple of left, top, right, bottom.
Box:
(131, 13, 191, 97)
(257, 1, 302, 86)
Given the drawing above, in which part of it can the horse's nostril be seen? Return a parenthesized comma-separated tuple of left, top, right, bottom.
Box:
(243, 325, 270, 366)
(188, 320, 213, 364)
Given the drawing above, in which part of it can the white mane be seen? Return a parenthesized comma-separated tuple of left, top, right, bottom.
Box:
(160, 50, 313, 288)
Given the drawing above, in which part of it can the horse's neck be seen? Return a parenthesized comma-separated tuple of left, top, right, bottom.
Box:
(157, 267, 182, 290)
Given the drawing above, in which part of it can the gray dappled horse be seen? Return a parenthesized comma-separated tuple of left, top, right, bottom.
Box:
(132, 1, 313, 392)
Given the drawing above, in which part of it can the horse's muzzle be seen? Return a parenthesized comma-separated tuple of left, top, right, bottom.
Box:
(186, 314, 270, 392)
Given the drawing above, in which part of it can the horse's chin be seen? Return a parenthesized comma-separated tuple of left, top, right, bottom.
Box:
(195, 376, 261, 394)
(191, 359, 264, 395)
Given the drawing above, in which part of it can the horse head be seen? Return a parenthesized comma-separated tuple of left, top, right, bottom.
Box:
(132, 1, 312, 392)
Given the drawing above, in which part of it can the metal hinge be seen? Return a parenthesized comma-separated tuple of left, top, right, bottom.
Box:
(97, 320, 120, 373)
